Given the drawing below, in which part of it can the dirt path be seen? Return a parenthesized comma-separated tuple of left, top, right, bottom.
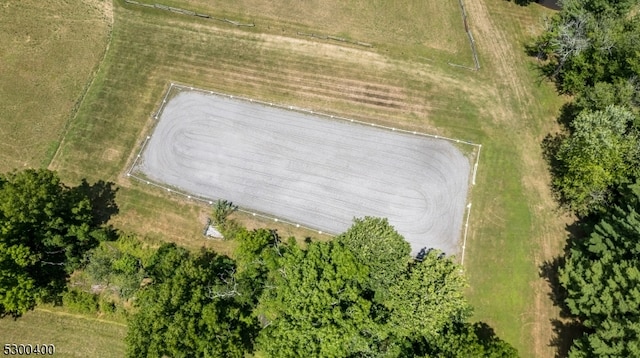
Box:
(35, 308, 126, 327)
(465, 0, 531, 115)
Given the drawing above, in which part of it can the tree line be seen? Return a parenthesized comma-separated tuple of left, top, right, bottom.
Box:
(533, 0, 640, 355)
(127, 217, 516, 357)
(0, 169, 516, 357)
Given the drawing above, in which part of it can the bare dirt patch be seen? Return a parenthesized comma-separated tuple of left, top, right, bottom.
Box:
(102, 148, 121, 162)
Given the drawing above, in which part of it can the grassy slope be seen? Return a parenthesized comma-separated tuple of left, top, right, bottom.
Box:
(0, 0, 111, 171)
(4, 0, 568, 356)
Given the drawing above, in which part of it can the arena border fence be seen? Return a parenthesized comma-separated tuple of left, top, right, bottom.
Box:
(126, 82, 483, 264)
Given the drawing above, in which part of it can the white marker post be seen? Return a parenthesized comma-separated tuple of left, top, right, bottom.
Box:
(460, 203, 472, 266)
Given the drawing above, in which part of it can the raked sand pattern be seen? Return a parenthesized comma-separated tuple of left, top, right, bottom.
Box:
(135, 91, 471, 255)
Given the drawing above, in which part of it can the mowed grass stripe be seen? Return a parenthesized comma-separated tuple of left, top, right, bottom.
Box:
(156, 55, 472, 131)
(128, 4, 477, 124)
(170, 59, 412, 107)
(120, 7, 459, 115)
(53, 2, 476, 183)
(159, 63, 430, 124)
(130, 0, 472, 61)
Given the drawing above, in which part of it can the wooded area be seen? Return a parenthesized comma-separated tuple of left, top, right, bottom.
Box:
(0, 170, 116, 317)
(0, 172, 516, 357)
(535, 0, 640, 354)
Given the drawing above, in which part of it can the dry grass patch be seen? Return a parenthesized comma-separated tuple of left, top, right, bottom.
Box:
(135, 0, 472, 62)
(0, 0, 111, 171)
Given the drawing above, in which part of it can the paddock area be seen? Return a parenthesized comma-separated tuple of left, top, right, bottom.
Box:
(133, 88, 471, 254)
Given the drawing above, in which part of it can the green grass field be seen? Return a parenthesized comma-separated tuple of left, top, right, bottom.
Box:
(2, 0, 569, 356)
(0, 308, 126, 357)
(0, 0, 111, 171)
(133, 0, 474, 64)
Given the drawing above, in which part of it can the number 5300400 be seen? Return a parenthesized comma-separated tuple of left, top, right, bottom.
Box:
(3, 344, 55, 355)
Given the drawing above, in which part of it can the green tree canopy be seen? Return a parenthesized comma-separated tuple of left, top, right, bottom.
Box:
(255, 241, 380, 357)
(126, 243, 259, 357)
(572, 80, 639, 115)
(125, 219, 516, 357)
(0, 169, 114, 317)
(255, 219, 516, 357)
(386, 249, 470, 338)
(421, 321, 519, 358)
(335, 217, 411, 301)
(233, 228, 284, 306)
(552, 105, 639, 215)
(559, 182, 640, 356)
(533, 0, 640, 94)
(84, 234, 150, 300)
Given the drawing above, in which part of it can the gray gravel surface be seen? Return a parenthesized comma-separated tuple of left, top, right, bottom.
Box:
(136, 91, 471, 254)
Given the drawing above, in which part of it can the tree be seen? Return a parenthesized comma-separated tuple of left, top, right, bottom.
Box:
(212, 199, 237, 225)
(421, 321, 518, 357)
(573, 80, 639, 114)
(0, 243, 38, 317)
(552, 105, 639, 215)
(336, 217, 411, 301)
(84, 234, 149, 299)
(126, 244, 259, 357)
(386, 249, 470, 339)
(0, 169, 114, 317)
(125, 218, 514, 357)
(233, 228, 283, 306)
(559, 181, 640, 356)
(579, 0, 637, 17)
(255, 220, 515, 357)
(533, 0, 640, 94)
(255, 241, 382, 357)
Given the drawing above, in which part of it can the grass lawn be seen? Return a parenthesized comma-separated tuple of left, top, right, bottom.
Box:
(132, 0, 474, 65)
(3, 0, 570, 356)
(0, 308, 126, 357)
(0, 0, 111, 171)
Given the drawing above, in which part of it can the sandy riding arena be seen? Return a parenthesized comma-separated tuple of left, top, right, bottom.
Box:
(133, 88, 471, 254)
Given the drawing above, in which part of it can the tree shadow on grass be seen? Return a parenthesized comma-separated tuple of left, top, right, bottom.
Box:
(550, 319, 587, 358)
(540, 257, 568, 313)
(540, 257, 584, 357)
(72, 179, 120, 226)
(540, 132, 569, 213)
(539, 220, 591, 357)
(504, 0, 536, 7)
(473, 321, 501, 342)
(557, 102, 581, 130)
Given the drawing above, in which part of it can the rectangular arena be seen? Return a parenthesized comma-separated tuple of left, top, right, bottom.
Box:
(132, 86, 471, 255)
